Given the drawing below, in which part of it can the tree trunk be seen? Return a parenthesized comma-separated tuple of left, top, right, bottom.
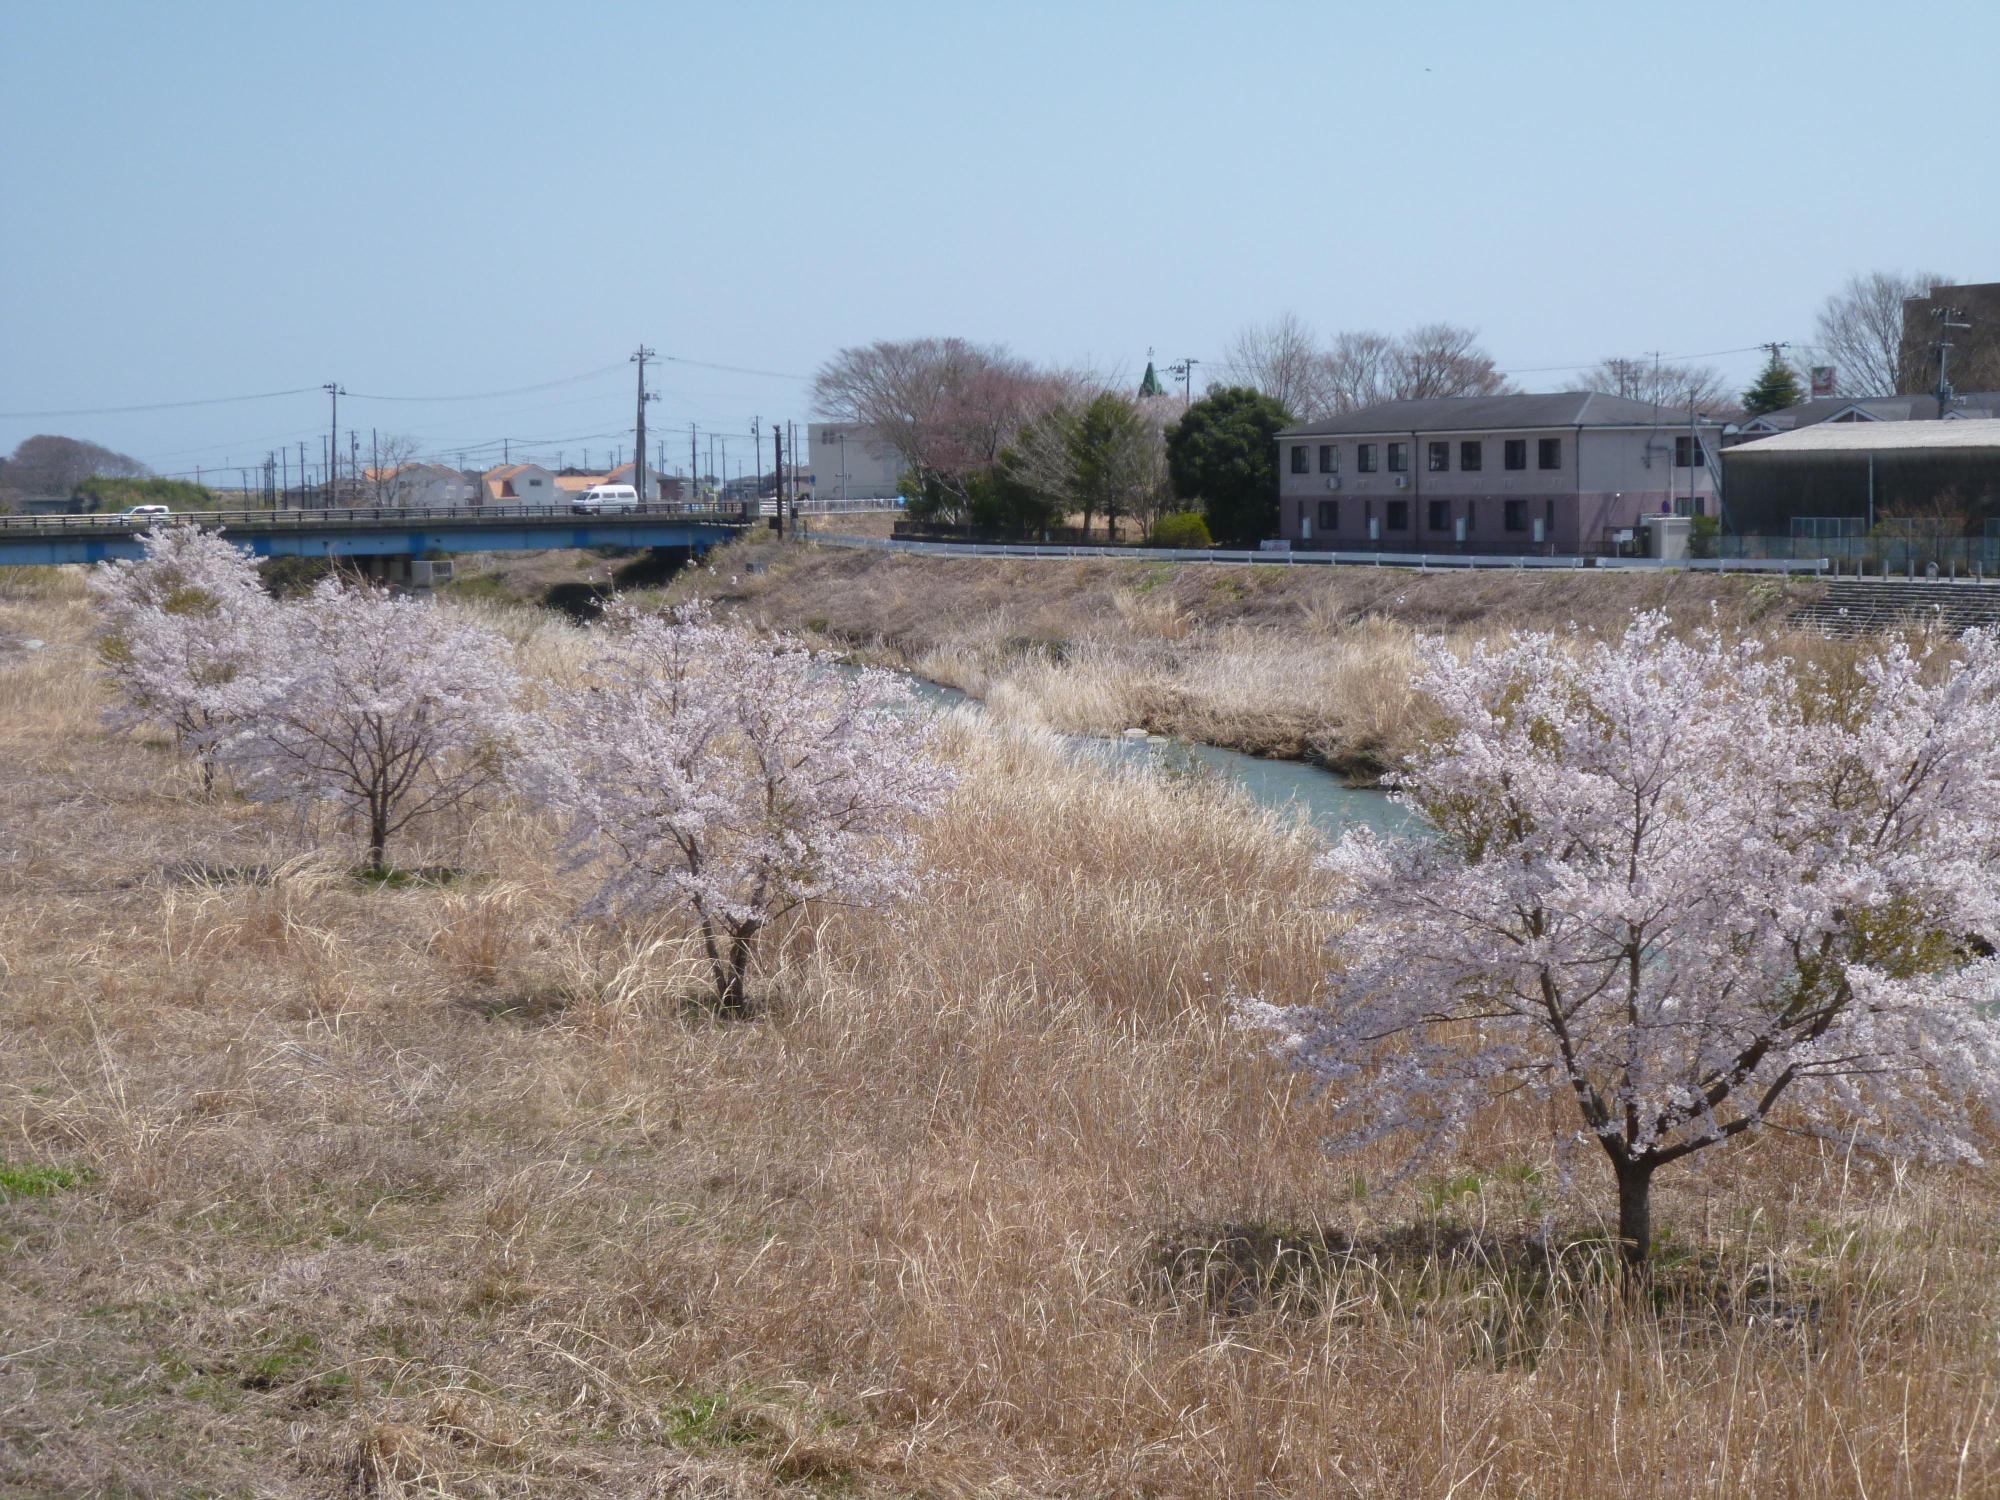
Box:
(1615, 1157, 1655, 1277)
(367, 807, 389, 876)
(716, 928, 756, 1014)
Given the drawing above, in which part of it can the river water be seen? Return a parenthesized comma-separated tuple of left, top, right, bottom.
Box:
(895, 673, 1417, 841)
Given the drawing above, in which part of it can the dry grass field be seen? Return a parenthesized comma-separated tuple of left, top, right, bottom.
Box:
(3, 564, 1997, 1497)
(675, 543, 1829, 774)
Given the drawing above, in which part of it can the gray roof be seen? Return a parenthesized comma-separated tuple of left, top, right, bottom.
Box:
(1277, 391, 1725, 438)
(1725, 418, 2000, 457)
(1738, 392, 2000, 431)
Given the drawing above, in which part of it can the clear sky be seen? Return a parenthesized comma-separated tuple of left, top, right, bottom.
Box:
(3, 0, 1995, 481)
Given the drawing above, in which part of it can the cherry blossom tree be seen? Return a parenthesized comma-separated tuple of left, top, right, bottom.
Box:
(524, 601, 955, 1011)
(88, 522, 270, 792)
(226, 579, 519, 873)
(1241, 614, 2000, 1270)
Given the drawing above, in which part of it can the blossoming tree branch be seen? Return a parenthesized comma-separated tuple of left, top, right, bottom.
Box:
(1242, 613, 2000, 1270)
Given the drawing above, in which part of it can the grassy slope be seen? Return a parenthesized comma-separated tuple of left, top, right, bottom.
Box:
(1, 569, 1996, 1496)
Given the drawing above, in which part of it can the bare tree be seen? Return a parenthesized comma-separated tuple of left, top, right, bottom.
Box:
(1223, 313, 1333, 420)
(1389, 323, 1513, 401)
(1, 434, 147, 498)
(1584, 356, 1731, 411)
(1811, 270, 1952, 397)
(811, 338, 1061, 515)
(1322, 330, 1399, 413)
(366, 434, 425, 504)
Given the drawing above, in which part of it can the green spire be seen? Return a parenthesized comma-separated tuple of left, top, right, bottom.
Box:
(1138, 360, 1164, 398)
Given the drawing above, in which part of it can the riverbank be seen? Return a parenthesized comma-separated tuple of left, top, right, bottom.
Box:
(661, 536, 1828, 776)
(6, 579, 1995, 1495)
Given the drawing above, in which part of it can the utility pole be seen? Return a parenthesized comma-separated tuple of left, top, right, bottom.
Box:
(1170, 358, 1200, 411)
(1933, 304, 1972, 413)
(370, 428, 379, 501)
(632, 344, 656, 503)
(1688, 389, 1698, 517)
(322, 382, 343, 507)
(690, 424, 699, 500)
(349, 431, 359, 494)
(280, 446, 288, 509)
(298, 441, 307, 508)
(774, 424, 785, 538)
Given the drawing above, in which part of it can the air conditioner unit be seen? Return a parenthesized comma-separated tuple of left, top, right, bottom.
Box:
(1394, 476, 1409, 489)
(1325, 476, 1341, 490)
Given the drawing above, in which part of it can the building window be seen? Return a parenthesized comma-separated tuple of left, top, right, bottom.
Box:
(1427, 499, 1450, 531)
(1427, 440, 1449, 472)
(1504, 439, 1527, 471)
(1674, 435, 1706, 467)
(1358, 443, 1377, 472)
(1545, 498, 1555, 535)
(1386, 499, 1409, 531)
(1504, 499, 1527, 532)
(1460, 440, 1483, 472)
(1539, 437, 1562, 470)
(1387, 442, 1409, 473)
(1317, 499, 1337, 529)
(1464, 500, 1476, 530)
(1318, 444, 1337, 473)
(1291, 445, 1309, 474)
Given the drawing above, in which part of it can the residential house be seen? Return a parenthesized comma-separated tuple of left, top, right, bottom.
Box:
(481, 463, 558, 507)
(1276, 393, 1726, 555)
(363, 463, 480, 508)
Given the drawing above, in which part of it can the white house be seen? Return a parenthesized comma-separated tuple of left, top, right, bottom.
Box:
(367, 463, 480, 508)
(481, 463, 559, 507)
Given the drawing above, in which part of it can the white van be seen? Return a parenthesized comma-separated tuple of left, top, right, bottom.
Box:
(572, 483, 639, 515)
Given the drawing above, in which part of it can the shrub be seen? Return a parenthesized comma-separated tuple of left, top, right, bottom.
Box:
(1150, 511, 1213, 549)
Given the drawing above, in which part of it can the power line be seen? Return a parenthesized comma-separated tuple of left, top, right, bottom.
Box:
(0, 386, 320, 420)
(661, 354, 812, 381)
(342, 362, 628, 403)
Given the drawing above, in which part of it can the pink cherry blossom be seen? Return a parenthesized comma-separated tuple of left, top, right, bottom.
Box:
(522, 599, 955, 1010)
(224, 578, 520, 874)
(1239, 612, 2000, 1268)
(88, 523, 271, 793)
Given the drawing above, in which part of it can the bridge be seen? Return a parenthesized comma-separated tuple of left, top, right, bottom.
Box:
(0, 500, 761, 568)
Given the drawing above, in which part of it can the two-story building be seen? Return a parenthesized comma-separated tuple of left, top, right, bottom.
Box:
(481, 462, 558, 507)
(1275, 393, 1727, 554)
(365, 463, 480, 508)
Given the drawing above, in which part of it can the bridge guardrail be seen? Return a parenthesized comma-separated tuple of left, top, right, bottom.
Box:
(0, 501, 759, 533)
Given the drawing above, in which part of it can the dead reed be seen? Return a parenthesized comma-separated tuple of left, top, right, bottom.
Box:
(1, 580, 1993, 1497)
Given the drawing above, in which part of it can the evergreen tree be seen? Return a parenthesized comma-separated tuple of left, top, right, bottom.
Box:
(1740, 352, 1805, 416)
(1163, 386, 1294, 545)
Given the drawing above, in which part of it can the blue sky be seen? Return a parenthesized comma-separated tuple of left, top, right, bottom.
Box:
(3, 0, 1995, 480)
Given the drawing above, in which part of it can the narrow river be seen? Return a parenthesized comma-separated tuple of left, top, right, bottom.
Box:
(893, 673, 1418, 841)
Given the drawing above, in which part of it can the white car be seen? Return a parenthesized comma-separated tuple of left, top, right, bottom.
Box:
(572, 484, 639, 515)
(123, 505, 173, 525)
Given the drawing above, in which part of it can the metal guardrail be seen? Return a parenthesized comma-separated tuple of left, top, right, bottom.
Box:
(0, 501, 758, 533)
(803, 533, 1830, 574)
